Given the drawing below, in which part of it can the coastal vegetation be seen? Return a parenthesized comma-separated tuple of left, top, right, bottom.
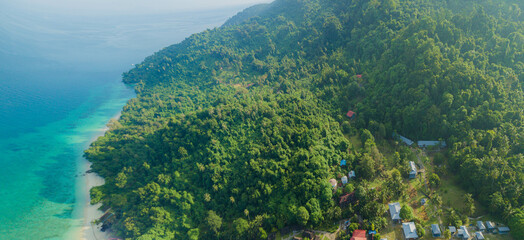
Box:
(85, 0, 523, 239)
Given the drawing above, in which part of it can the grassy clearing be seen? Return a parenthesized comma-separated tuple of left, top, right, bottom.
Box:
(438, 176, 486, 217)
(348, 134, 362, 150)
(382, 219, 404, 240)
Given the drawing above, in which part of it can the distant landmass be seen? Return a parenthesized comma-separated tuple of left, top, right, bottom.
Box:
(85, 0, 524, 239)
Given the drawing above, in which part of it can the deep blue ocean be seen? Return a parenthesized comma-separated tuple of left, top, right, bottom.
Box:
(0, 5, 246, 239)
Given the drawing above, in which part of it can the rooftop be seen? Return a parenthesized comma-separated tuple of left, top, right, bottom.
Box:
(389, 202, 401, 220)
(402, 222, 419, 239)
(477, 221, 485, 230)
(461, 226, 470, 239)
(498, 226, 510, 232)
(351, 229, 366, 240)
(409, 161, 417, 173)
(475, 231, 485, 240)
(485, 221, 495, 229)
(431, 224, 441, 235)
(417, 140, 446, 148)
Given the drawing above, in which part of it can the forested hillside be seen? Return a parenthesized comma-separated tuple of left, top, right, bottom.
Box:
(85, 0, 523, 239)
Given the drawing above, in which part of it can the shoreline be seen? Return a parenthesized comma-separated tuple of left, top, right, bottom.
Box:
(67, 112, 123, 240)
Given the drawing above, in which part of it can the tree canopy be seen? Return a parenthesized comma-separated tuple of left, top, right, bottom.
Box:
(85, 0, 524, 239)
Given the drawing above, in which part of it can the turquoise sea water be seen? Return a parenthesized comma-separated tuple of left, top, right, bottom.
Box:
(0, 5, 248, 239)
(0, 73, 135, 239)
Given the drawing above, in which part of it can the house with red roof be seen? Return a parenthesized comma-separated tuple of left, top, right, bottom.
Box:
(351, 230, 366, 240)
(346, 110, 356, 119)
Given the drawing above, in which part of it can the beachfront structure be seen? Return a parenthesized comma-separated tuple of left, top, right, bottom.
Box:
(348, 170, 356, 178)
(431, 224, 441, 237)
(351, 230, 366, 240)
(458, 226, 470, 239)
(477, 221, 486, 231)
(475, 231, 485, 240)
(409, 161, 417, 179)
(389, 202, 401, 223)
(393, 133, 414, 146)
(341, 176, 348, 185)
(402, 222, 419, 240)
(417, 140, 446, 148)
(449, 226, 457, 235)
(498, 226, 510, 234)
(485, 221, 495, 232)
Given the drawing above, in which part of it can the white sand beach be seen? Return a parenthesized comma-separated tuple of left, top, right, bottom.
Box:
(66, 113, 123, 240)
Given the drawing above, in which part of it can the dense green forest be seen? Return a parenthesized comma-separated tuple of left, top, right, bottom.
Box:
(85, 0, 523, 239)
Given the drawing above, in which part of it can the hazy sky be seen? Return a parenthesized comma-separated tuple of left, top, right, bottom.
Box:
(3, 0, 273, 15)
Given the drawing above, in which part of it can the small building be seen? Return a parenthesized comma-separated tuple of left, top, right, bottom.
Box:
(421, 198, 427, 206)
(389, 202, 401, 223)
(498, 226, 510, 234)
(393, 133, 414, 146)
(449, 226, 457, 235)
(348, 170, 356, 178)
(477, 221, 486, 231)
(458, 226, 470, 239)
(409, 161, 417, 179)
(431, 224, 441, 237)
(340, 159, 347, 166)
(351, 230, 366, 240)
(329, 179, 337, 189)
(346, 110, 356, 119)
(341, 176, 348, 185)
(485, 221, 495, 232)
(402, 222, 419, 240)
(475, 231, 485, 240)
(417, 140, 446, 148)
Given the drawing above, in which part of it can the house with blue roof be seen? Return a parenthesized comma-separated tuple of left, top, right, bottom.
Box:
(393, 133, 414, 146)
(498, 226, 510, 234)
(417, 140, 446, 148)
(340, 159, 346, 166)
(431, 224, 441, 237)
(477, 221, 485, 231)
(402, 222, 419, 240)
(409, 161, 417, 179)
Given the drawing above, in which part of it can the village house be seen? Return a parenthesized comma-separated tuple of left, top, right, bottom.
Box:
(402, 222, 419, 240)
(340, 159, 346, 166)
(485, 221, 495, 233)
(348, 170, 356, 179)
(350, 230, 366, 240)
(417, 140, 446, 148)
(393, 133, 414, 146)
(409, 161, 417, 179)
(449, 226, 457, 235)
(498, 226, 510, 234)
(431, 224, 441, 237)
(388, 202, 401, 223)
(346, 110, 356, 119)
(329, 179, 337, 189)
(477, 221, 486, 231)
(458, 226, 470, 239)
(341, 176, 348, 185)
(475, 231, 485, 240)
